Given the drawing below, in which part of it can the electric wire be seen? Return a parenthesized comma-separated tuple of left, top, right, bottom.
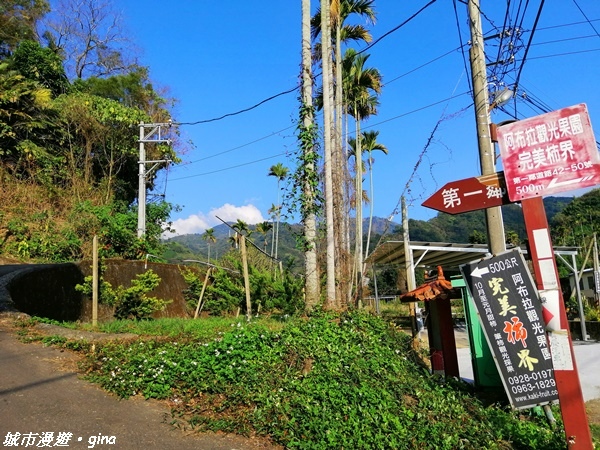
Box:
(173, 86, 299, 126)
(572, 0, 600, 38)
(357, 0, 438, 55)
(513, 0, 545, 94)
(160, 3, 599, 197)
(168, 91, 472, 183)
(452, 0, 473, 94)
(171, 153, 288, 182)
(172, 1, 440, 128)
(170, 43, 471, 174)
(537, 18, 600, 32)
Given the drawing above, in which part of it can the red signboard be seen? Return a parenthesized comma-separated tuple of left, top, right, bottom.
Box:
(422, 172, 511, 214)
(497, 103, 600, 201)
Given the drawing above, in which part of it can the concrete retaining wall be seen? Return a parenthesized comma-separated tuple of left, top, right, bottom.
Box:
(0, 259, 193, 322)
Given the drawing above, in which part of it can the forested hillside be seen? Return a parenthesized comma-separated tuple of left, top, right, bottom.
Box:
(0, 0, 178, 262)
(163, 193, 596, 273)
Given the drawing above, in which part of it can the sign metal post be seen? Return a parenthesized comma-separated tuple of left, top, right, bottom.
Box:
(521, 197, 593, 448)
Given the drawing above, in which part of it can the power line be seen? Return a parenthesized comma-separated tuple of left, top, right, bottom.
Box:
(452, 0, 473, 93)
(519, 47, 600, 60)
(532, 34, 599, 46)
(178, 46, 471, 171)
(571, 0, 600, 38)
(174, 86, 299, 126)
(513, 0, 546, 93)
(358, 0, 439, 55)
(170, 152, 288, 182)
(162, 4, 598, 183)
(383, 46, 462, 86)
(536, 18, 600, 32)
(171, 1, 440, 128)
(186, 125, 295, 165)
(169, 92, 472, 183)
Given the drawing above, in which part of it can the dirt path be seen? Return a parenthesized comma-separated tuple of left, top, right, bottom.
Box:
(0, 318, 281, 450)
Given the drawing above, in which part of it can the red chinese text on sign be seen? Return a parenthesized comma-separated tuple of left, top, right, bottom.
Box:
(497, 103, 600, 202)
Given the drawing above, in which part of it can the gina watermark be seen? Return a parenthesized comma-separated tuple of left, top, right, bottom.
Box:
(3, 432, 116, 448)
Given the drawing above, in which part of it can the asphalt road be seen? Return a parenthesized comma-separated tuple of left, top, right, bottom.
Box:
(0, 321, 279, 450)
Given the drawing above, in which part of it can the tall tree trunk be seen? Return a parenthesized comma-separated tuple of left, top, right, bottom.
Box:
(275, 181, 281, 261)
(364, 151, 374, 262)
(321, 0, 337, 309)
(333, 7, 350, 309)
(354, 109, 363, 306)
(301, 0, 319, 310)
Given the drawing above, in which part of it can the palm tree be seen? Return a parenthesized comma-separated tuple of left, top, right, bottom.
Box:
(232, 219, 250, 236)
(268, 163, 288, 260)
(358, 130, 387, 260)
(268, 203, 278, 257)
(255, 221, 273, 252)
(231, 219, 250, 249)
(202, 227, 217, 262)
(312, 1, 376, 308)
(343, 49, 381, 304)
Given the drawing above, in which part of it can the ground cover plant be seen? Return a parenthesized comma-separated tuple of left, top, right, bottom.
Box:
(80, 311, 565, 449)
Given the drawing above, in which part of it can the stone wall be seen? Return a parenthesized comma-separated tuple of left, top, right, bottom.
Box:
(0, 259, 194, 322)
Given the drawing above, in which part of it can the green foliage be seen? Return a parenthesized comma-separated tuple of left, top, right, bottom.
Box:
(285, 99, 323, 224)
(586, 306, 600, 322)
(72, 200, 172, 260)
(0, 3, 179, 265)
(92, 316, 263, 339)
(0, 0, 49, 57)
(0, 62, 59, 169)
(113, 270, 169, 320)
(82, 311, 564, 449)
(1, 207, 82, 261)
(71, 67, 167, 111)
(468, 229, 487, 244)
(76, 268, 170, 320)
(75, 268, 118, 308)
(181, 257, 305, 316)
(551, 188, 600, 246)
(11, 40, 68, 95)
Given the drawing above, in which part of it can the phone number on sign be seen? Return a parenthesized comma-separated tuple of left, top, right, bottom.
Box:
(507, 369, 554, 386)
(509, 379, 557, 394)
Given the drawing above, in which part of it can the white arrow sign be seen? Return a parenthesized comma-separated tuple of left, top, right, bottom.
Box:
(547, 175, 596, 190)
(470, 266, 490, 278)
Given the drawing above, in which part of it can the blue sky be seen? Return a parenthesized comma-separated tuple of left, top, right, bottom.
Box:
(114, 1, 600, 236)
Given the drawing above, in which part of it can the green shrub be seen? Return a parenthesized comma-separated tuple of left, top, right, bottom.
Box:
(76, 268, 170, 320)
(113, 270, 170, 320)
(181, 264, 304, 317)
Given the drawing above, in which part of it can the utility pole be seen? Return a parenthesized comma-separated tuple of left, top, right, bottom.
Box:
(467, 0, 506, 255)
(137, 122, 172, 238)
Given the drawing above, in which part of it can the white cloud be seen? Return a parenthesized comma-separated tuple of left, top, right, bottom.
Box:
(168, 203, 265, 237)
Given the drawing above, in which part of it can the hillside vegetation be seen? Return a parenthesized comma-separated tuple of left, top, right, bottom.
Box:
(0, 1, 176, 263)
(162, 194, 592, 273)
